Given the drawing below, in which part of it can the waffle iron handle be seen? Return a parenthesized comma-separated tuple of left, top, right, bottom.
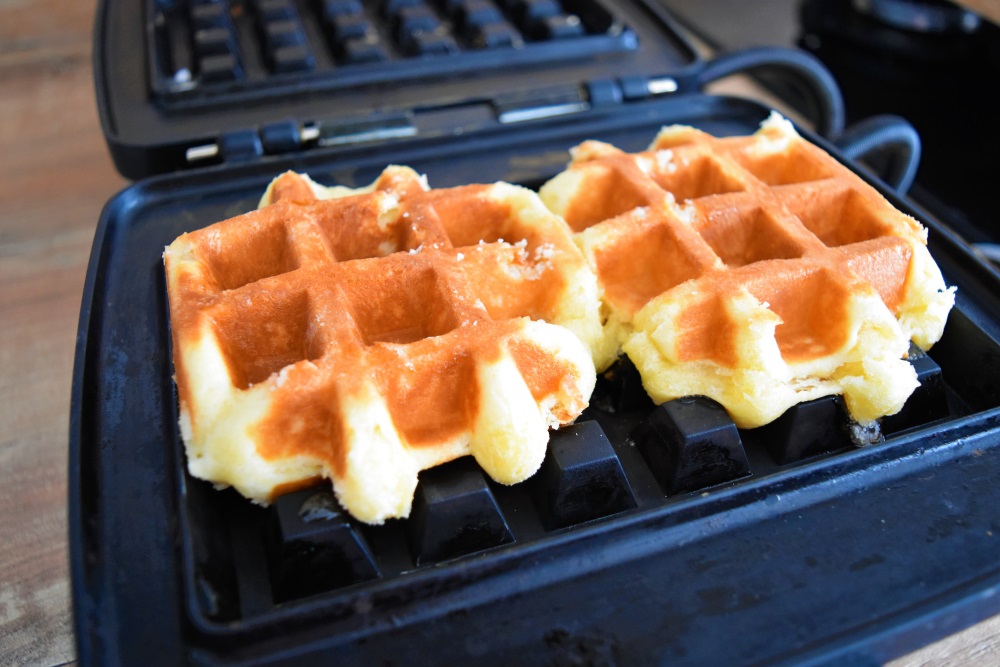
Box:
(695, 47, 846, 140)
(833, 115, 922, 195)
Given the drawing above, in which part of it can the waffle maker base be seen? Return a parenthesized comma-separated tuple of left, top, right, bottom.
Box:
(70, 95, 1000, 666)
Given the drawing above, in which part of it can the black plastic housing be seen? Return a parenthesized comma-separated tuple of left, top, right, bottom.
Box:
(93, 0, 701, 179)
(71, 95, 1000, 666)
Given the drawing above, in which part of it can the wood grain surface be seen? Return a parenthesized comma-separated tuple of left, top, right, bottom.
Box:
(0, 1, 995, 665)
(0, 0, 127, 664)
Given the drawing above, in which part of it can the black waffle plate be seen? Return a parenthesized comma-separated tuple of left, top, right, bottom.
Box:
(71, 95, 1000, 666)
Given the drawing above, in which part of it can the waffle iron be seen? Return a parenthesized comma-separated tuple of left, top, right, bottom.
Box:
(74, 0, 1000, 664)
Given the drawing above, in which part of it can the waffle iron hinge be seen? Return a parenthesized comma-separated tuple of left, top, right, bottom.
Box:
(184, 112, 418, 165)
(493, 84, 593, 124)
(181, 76, 680, 166)
(493, 75, 680, 124)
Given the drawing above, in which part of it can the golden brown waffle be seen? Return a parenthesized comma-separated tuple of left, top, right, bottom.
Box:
(540, 113, 955, 428)
(164, 169, 598, 523)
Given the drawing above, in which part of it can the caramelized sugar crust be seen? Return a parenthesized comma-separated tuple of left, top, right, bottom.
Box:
(165, 169, 597, 523)
(541, 114, 955, 428)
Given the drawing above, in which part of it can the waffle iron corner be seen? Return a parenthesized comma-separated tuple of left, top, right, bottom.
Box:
(74, 0, 1000, 664)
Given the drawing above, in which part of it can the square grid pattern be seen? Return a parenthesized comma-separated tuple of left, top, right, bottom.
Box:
(152, 0, 628, 95)
(164, 168, 598, 522)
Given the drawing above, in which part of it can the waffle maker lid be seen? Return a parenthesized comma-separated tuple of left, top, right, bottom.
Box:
(95, 0, 710, 179)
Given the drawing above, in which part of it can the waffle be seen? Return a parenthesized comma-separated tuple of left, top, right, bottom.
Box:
(540, 113, 955, 428)
(164, 169, 598, 524)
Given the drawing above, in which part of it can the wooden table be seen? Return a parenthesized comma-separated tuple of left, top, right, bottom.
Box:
(1, 1, 126, 664)
(0, 1, 997, 664)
